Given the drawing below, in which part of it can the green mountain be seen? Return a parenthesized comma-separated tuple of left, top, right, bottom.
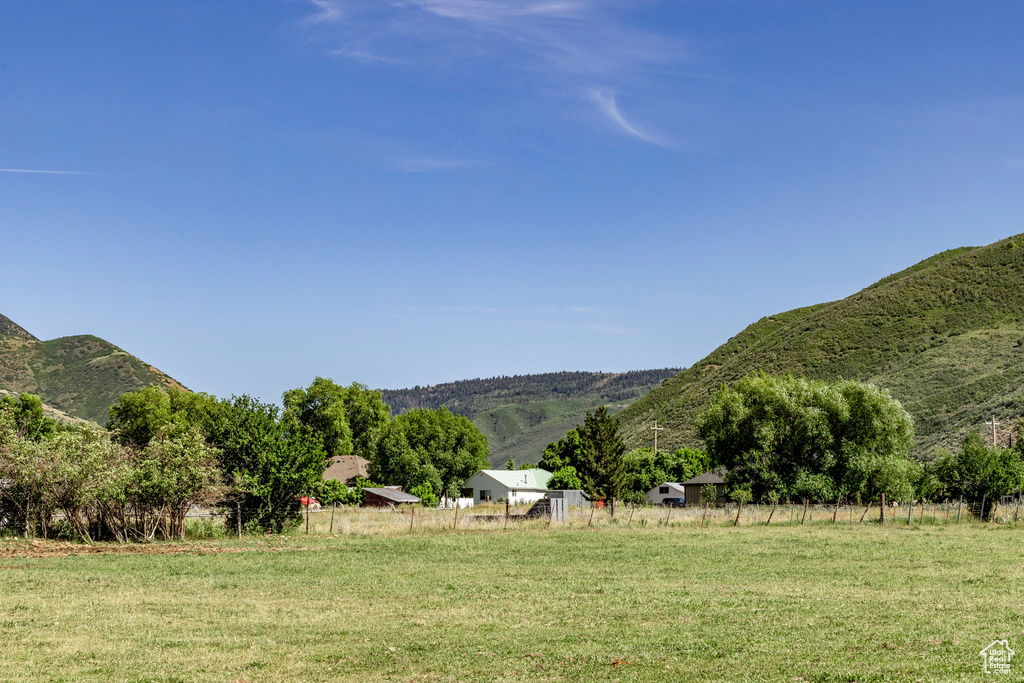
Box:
(616, 234, 1024, 458)
(0, 316, 184, 424)
(382, 370, 680, 467)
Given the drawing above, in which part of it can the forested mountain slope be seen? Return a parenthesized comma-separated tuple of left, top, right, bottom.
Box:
(0, 316, 184, 424)
(616, 235, 1024, 458)
(383, 370, 680, 466)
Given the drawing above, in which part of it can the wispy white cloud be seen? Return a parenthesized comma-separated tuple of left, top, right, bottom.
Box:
(590, 88, 670, 147)
(389, 157, 488, 172)
(0, 167, 96, 175)
(329, 47, 411, 65)
(299, 0, 687, 145)
(304, 0, 344, 24)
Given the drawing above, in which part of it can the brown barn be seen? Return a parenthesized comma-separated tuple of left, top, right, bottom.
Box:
(323, 455, 371, 486)
(682, 469, 727, 506)
(363, 486, 420, 507)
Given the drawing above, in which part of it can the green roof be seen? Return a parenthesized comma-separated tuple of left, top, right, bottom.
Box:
(475, 469, 552, 490)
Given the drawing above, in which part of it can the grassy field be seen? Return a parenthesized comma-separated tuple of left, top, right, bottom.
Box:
(1, 510, 1022, 682)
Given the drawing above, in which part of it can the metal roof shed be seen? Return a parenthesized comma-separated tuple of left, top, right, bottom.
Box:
(363, 487, 421, 507)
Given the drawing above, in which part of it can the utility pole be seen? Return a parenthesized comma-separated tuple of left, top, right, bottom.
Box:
(985, 416, 1001, 447)
(651, 421, 664, 452)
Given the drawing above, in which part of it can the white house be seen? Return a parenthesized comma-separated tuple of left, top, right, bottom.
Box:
(645, 482, 687, 506)
(461, 469, 552, 505)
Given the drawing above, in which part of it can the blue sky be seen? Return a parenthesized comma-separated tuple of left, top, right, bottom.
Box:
(2, 1, 1022, 404)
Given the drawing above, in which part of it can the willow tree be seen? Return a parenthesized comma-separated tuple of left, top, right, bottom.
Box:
(696, 373, 915, 502)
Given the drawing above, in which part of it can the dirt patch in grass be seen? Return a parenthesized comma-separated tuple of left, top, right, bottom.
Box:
(0, 539, 306, 559)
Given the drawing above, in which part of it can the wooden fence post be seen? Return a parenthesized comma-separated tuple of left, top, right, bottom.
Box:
(801, 499, 808, 525)
(766, 501, 778, 526)
(666, 504, 672, 526)
(330, 502, 336, 534)
(305, 495, 310, 535)
(879, 493, 885, 525)
(237, 501, 242, 540)
(454, 503, 459, 530)
(956, 495, 962, 525)
(410, 505, 415, 531)
(832, 499, 840, 524)
(505, 500, 509, 530)
(588, 503, 596, 527)
(859, 502, 870, 524)
(907, 499, 913, 525)
(734, 499, 742, 526)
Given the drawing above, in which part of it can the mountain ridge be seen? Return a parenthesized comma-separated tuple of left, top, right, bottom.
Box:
(616, 234, 1024, 458)
(0, 317, 184, 424)
(383, 369, 680, 466)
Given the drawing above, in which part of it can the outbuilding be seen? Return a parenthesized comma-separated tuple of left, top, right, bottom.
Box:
(461, 469, 552, 505)
(681, 470, 727, 506)
(363, 486, 420, 507)
(546, 489, 591, 508)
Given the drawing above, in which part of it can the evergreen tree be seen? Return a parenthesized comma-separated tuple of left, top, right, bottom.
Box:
(578, 406, 627, 511)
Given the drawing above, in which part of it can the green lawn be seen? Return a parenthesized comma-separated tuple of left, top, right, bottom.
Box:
(1, 522, 1021, 681)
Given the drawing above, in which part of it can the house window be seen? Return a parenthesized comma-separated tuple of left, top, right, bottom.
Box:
(659, 486, 669, 494)
(479, 490, 491, 501)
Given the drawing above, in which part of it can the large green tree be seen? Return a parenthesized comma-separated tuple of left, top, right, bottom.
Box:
(369, 406, 488, 500)
(696, 373, 915, 502)
(578, 406, 627, 507)
(540, 428, 588, 470)
(217, 395, 326, 533)
(107, 386, 224, 449)
(282, 378, 391, 460)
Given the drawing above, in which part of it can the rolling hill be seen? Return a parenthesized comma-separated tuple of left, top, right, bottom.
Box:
(616, 234, 1024, 459)
(0, 315, 184, 424)
(382, 370, 680, 467)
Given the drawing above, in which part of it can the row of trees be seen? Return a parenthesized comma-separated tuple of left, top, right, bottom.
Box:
(1, 377, 490, 538)
(696, 373, 1024, 516)
(107, 378, 489, 529)
(0, 393, 220, 541)
(5, 369, 1020, 538)
(539, 373, 1024, 518)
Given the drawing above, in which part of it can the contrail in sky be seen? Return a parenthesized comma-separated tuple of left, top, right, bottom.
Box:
(0, 167, 96, 175)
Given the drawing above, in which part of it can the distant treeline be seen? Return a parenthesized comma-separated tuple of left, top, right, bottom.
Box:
(382, 369, 682, 416)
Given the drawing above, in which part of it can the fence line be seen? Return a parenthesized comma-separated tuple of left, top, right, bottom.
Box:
(14, 498, 1017, 542)
(245, 498, 1021, 538)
